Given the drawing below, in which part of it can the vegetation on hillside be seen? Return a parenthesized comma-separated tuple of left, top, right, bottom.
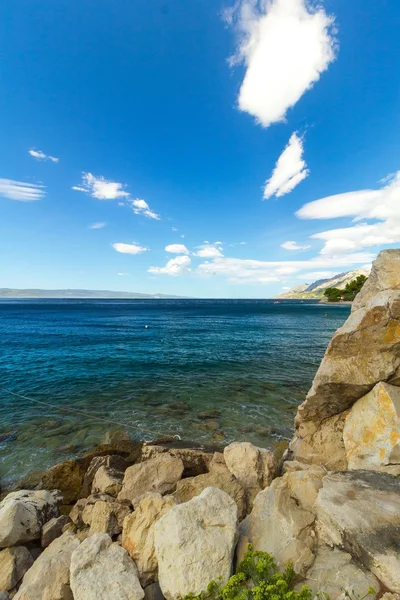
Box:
(323, 275, 368, 303)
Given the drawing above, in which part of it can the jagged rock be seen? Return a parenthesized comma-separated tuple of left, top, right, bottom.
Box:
(0, 490, 62, 548)
(118, 455, 184, 504)
(69, 499, 87, 527)
(343, 382, 400, 471)
(84, 501, 131, 536)
(70, 533, 144, 600)
(154, 487, 238, 600)
(173, 467, 247, 520)
(298, 546, 380, 599)
(141, 445, 213, 477)
(38, 460, 84, 505)
(208, 452, 226, 474)
(122, 493, 177, 586)
(291, 412, 348, 470)
(41, 515, 70, 548)
(239, 473, 316, 576)
(91, 465, 123, 496)
(80, 455, 129, 497)
(285, 468, 325, 511)
(13, 531, 79, 600)
(315, 470, 400, 593)
(0, 547, 33, 591)
(292, 250, 400, 465)
(223, 442, 277, 503)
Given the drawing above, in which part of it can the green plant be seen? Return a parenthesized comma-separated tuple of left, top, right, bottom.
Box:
(323, 275, 368, 302)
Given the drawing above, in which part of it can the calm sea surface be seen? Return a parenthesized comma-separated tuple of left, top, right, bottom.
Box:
(0, 299, 350, 485)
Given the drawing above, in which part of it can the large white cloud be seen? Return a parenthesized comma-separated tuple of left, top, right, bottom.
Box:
(148, 255, 191, 276)
(28, 149, 59, 163)
(264, 133, 309, 199)
(194, 243, 224, 258)
(0, 178, 45, 201)
(165, 244, 190, 254)
(228, 0, 337, 127)
(73, 173, 130, 200)
(112, 242, 149, 255)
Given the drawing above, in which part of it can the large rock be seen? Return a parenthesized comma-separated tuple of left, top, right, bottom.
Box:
(141, 445, 213, 477)
(173, 468, 247, 520)
(41, 516, 70, 548)
(122, 493, 177, 586)
(13, 531, 79, 600)
(84, 500, 130, 536)
(315, 471, 400, 593)
(239, 473, 316, 576)
(223, 442, 277, 503)
(80, 455, 129, 497)
(298, 546, 380, 599)
(154, 487, 238, 600)
(291, 412, 348, 470)
(0, 547, 33, 592)
(118, 455, 184, 504)
(91, 465, 123, 497)
(0, 490, 62, 548)
(344, 382, 400, 471)
(70, 533, 144, 600)
(38, 460, 84, 505)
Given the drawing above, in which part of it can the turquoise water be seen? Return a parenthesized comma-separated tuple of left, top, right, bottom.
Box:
(0, 299, 350, 485)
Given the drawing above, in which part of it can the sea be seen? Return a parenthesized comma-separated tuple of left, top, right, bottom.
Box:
(0, 299, 350, 486)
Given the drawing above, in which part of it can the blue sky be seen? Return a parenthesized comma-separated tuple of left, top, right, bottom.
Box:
(1, 0, 399, 298)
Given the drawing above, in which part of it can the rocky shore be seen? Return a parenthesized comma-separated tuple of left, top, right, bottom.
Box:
(0, 249, 399, 600)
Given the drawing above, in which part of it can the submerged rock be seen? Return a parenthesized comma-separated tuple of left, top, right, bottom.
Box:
(154, 487, 238, 600)
(118, 455, 184, 504)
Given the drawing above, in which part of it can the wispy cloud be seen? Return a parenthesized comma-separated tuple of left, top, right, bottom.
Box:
(148, 255, 191, 276)
(194, 243, 224, 258)
(228, 0, 337, 127)
(165, 244, 190, 255)
(281, 240, 310, 251)
(131, 198, 160, 220)
(89, 222, 107, 229)
(0, 178, 45, 202)
(73, 173, 130, 200)
(117, 272, 131, 276)
(28, 149, 59, 163)
(112, 242, 149, 255)
(264, 133, 309, 199)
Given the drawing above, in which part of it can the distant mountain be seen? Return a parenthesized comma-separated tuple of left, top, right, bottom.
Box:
(275, 268, 371, 299)
(0, 288, 188, 299)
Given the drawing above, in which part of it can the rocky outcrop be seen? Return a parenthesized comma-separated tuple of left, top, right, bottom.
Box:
(118, 455, 184, 504)
(154, 487, 238, 600)
(70, 533, 144, 600)
(122, 493, 177, 586)
(0, 547, 33, 592)
(0, 490, 62, 547)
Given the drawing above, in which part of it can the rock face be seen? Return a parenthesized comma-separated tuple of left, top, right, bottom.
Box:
(292, 249, 400, 468)
(154, 487, 238, 600)
(118, 455, 184, 504)
(70, 533, 144, 600)
(122, 493, 177, 586)
(0, 547, 33, 592)
(239, 473, 317, 576)
(13, 531, 79, 600)
(344, 382, 400, 471)
(315, 471, 400, 593)
(0, 490, 62, 548)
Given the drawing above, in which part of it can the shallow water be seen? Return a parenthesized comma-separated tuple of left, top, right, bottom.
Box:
(0, 299, 350, 485)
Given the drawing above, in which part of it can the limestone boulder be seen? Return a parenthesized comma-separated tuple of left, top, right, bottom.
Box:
(0, 547, 33, 592)
(239, 474, 316, 576)
(38, 460, 84, 505)
(223, 442, 277, 502)
(141, 445, 213, 477)
(298, 546, 380, 599)
(173, 467, 247, 520)
(13, 531, 79, 600)
(291, 412, 348, 470)
(70, 533, 144, 600)
(84, 500, 131, 536)
(315, 470, 400, 593)
(118, 455, 184, 504)
(91, 465, 123, 496)
(80, 455, 129, 497)
(344, 382, 400, 471)
(0, 490, 62, 548)
(122, 493, 177, 586)
(41, 515, 70, 548)
(154, 487, 238, 600)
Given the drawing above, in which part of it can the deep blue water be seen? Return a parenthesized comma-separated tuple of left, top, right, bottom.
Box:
(0, 299, 350, 484)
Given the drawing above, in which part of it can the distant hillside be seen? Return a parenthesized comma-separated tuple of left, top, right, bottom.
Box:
(275, 268, 371, 299)
(0, 288, 187, 299)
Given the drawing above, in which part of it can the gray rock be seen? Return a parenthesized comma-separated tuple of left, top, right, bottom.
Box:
(0, 547, 33, 591)
(41, 516, 70, 548)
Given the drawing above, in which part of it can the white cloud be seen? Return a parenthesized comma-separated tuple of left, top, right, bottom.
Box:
(112, 243, 149, 255)
(148, 255, 191, 276)
(117, 272, 131, 276)
(165, 244, 190, 255)
(297, 171, 400, 256)
(264, 133, 309, 199)
(194, 243, 224, 258)
(297, 271, 336, 280)
(89, 222, 107, 229)
(228, 0, 337, 127)
(0, 178, 45, 201)
(28, 149, 59, 163)
(131, 198, 160, 220)
(73, 173, 130, 200)
(281, 240, 310, 251)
